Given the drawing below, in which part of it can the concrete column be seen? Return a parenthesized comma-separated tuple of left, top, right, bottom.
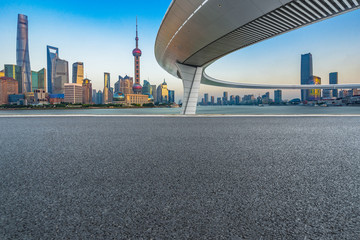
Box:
(176, 63, 203, 115)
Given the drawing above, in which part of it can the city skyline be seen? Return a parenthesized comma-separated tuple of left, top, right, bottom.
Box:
(0, 1, 360, 102)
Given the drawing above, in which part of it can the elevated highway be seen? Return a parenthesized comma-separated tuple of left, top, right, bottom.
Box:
(155, 0, 360, 114)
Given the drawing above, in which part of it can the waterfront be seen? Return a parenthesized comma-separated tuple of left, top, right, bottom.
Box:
(1, 116, 360, 239)
(1, 105, 360, 115)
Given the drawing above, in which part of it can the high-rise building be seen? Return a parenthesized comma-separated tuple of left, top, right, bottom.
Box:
(47, 46, 59, 93)
(132, 18, 142, 94)
(103, 72, 111, 104)
(329, 72, 338, 98)
(31, 68, 46, 91)
(262, 92, 270, 104)
(82, 78, 92, 104)
(235, 95, 240, 105)
(301, 53, 313, 102)
(217, 97, 222, 105)
(211, 96, 215, 105)
(157, 80, 169, 104)
(92, 89, 97, 103)
(168, 90, 175, 103)
(308, 76, 321, 101)
(72, 62, 84, 84)
(53, 58, 69, 94)
(142, 80, 151, 95)
(4, 64, 22, 93)
(223, 92, 228, 105)
(204, 93, 209, 105)
(114, 79, 120, 93)
(274, 90, 282, 104)
(151, 85, 157, 103)
(0, 77, 18, 105)
(230, 95, 235, 105)
(96, 90, 103, 104)
(120, 75, 133, 95)
(64, 83, 83, 104)
(16, 14, 31, 93)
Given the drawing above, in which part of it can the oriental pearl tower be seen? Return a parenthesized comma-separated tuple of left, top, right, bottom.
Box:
(132, 17, 142, 94)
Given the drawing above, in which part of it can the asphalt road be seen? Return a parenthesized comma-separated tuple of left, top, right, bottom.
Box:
(1, 116, 360, 239)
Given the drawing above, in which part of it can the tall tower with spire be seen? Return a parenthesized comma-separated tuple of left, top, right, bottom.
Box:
(132, 17, 142, 94)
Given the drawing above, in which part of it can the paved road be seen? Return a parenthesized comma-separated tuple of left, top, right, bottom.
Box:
(1, 117, 360, 239)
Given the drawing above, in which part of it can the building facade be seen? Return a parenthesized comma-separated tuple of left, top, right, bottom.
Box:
(119, 75, 133, 95)
(0, 77, 18, 105)
(53, 58, 69, 94)
(308, 76, 321, 101)
(157, 80, 169, 104)
(4, 64, 22, 93)
(329, 72, 338, 98)
(16, 14, 31, 93)
(31, 68, 46, 91)
(301, 53, 313, 102)
(64, 83, 83, 104)
(72, 62, 84, 84)
(103, 72, 111, 104)
(34, 89, 47, 104)
(274, 90, 282, 104)
(47, 45, 59, 93)
(168, 90, 175, 103)
(142, 80, 151, 95)
(82, 78, 92, 104)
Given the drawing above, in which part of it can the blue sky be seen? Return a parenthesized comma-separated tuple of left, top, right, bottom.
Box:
(0, 0, 359, 101)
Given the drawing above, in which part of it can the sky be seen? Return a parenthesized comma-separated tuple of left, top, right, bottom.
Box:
(0, 0, 359, 102)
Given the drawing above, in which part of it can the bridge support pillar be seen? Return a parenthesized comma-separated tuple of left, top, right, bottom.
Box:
(176, 63, 203, 115)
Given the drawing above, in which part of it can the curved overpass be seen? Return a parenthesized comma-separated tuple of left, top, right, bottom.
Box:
(155, 0, 360, 114)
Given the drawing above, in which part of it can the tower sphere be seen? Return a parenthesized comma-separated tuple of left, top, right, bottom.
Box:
(133, 48, 142, 57)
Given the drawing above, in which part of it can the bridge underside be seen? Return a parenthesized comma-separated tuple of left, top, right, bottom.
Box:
(155, 0, 360, 114)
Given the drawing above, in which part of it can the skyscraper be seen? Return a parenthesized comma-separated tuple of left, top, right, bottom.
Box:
(132, 18, 142, 94)
(47, 46, 59, 93)
(168, 90, 175, 103)
(53, 58, 69, 94)
(31, 68, 46, 91)
(223, 92, 228, 105)
(16, 14, 31, 93)
(103, 72, 111, 104)
(82, 78, 92, 104)
(274, 90, 282, 104)
(301, 53, 313, 102)
(142, 80, 151, 95)
(204, 93, 209, 104)
(329, 72, 338, 98)
(72, 62, 84, 84)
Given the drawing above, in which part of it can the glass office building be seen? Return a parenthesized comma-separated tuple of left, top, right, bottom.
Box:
(301, 53, 313, 102)
(72, 62, 84, 84)
(31, 68, 46, 91)
(47, 46, 59, 93)
(329, 72, 338, 98)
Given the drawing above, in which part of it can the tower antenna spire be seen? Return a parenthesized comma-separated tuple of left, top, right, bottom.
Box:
(136, 16, 139, 48)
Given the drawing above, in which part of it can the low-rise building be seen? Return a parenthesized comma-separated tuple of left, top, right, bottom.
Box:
(0, 77, 18, 105)
(125, 94, 149, 105)
(34, 89, 47, 104)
